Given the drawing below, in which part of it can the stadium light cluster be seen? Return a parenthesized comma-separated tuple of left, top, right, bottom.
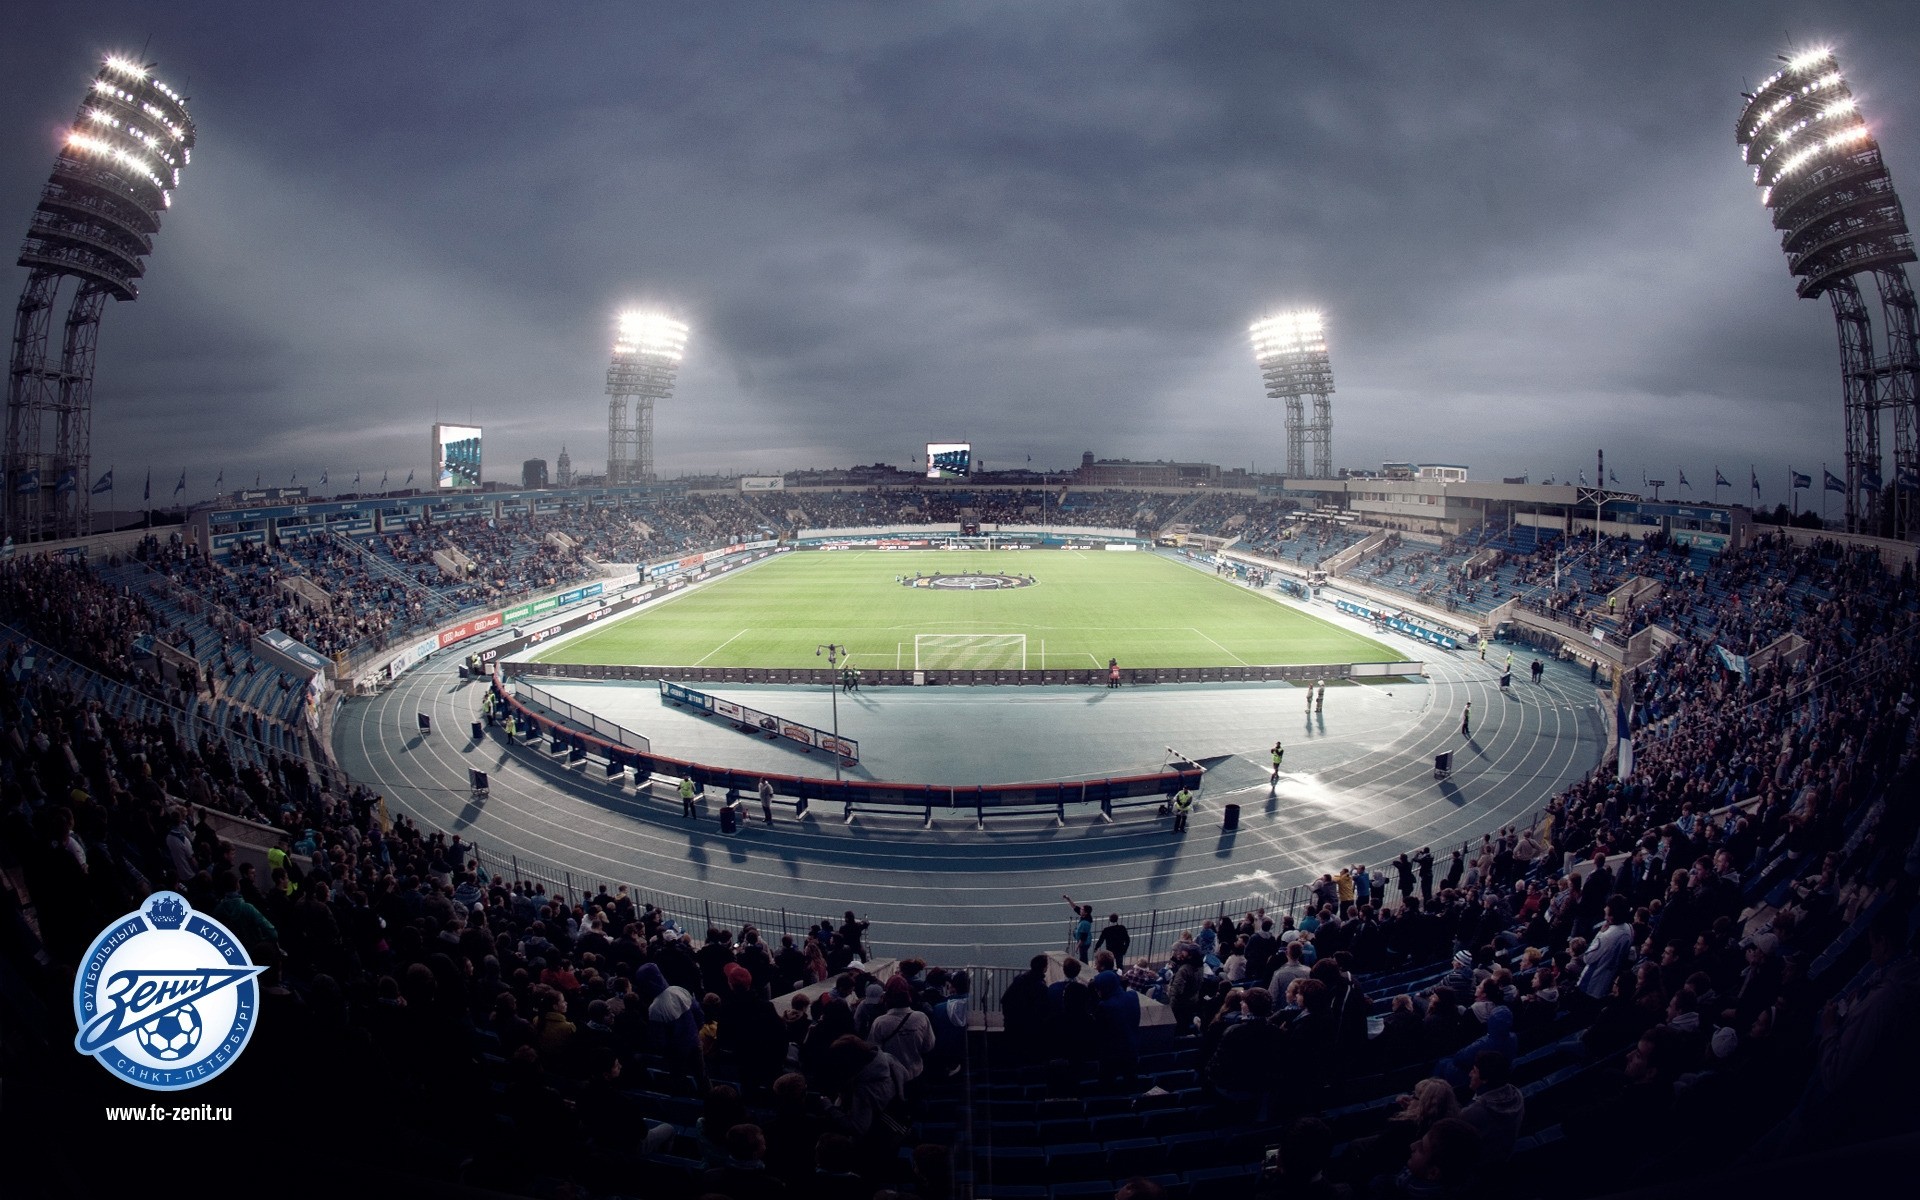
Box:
(1734, 49, 1909, 299)
(7, 53, 196, 543)
(1734, 47, 1920, 540)
(614, 311, 689, 361)
(1249, 309, 1336, 479)
(606, 311, 689, 486)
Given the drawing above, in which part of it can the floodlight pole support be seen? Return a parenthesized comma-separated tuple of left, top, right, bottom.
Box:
(816, 642, 844, 781)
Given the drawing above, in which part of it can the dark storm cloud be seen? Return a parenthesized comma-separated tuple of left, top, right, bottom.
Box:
(2, 1, 1915, 499)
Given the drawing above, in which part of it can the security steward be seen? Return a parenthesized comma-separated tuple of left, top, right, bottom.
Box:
(1172, 786, 1194, 834)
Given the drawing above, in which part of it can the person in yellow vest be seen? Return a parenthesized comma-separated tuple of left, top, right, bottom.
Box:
(1172, 787, 1194, 834)
(1270, 741, 1285, 785)
(266, 835, 291, 885)
(679, 775, 698, 818)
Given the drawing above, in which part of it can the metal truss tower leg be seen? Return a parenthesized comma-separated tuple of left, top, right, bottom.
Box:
(5, 270, 65, 542)
(636, 396, 655, 485)
(54, 284, 106, 539)
(1285, 395, 1305, 479)
(1310, 393, 1333, 480)
(1828, 279, 1879, 534)
(607, 394, 634, 486)
(1873, 266, 1920, 541)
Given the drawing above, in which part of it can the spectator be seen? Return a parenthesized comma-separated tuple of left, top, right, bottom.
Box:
(1457, 1050, 1524, 1164)
(868, 975, 935, 1084)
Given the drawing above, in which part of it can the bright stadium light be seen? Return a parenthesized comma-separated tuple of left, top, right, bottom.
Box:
(1249, 310, 1326, 362)
(1734, 47, 1919, 540)
(607, 310, 689, 485)
(7, 53, 195, 543)
(615, 311, 689, 361)
(1249, 309, 1335, 480)
(1788, 47, 1832, 73)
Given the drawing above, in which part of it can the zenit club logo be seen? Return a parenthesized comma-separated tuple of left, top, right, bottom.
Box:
(72, 892, 266, 1091)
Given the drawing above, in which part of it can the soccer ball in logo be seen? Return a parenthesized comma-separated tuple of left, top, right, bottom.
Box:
(134, 1004, 202, 1061)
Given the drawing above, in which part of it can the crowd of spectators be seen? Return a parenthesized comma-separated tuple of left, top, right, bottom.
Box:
(784, 487, 1163, 537)
(2, 520, 1918, 1197)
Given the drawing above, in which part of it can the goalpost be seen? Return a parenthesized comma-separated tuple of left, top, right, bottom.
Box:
(914, 633, 1028, 670)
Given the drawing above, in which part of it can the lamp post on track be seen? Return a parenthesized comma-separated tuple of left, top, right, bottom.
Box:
(816, 642, 846, 780)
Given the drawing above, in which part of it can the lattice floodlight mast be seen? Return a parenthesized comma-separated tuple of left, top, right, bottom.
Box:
(5, 56, 194, 542)
(1250, 310, 1334, 480)
(605, 311, 687, 486)
(1735, 48, 1919, 538)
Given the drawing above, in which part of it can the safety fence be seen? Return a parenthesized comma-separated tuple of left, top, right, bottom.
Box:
(499, 659, 1424, 689)
(512, 678, 652, 752)
(484, 675, 1204, 817)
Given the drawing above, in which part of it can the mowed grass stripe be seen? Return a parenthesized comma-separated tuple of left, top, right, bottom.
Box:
(534, 551, 1397, 669)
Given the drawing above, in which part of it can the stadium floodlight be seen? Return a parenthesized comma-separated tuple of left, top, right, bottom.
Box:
(606, 310, 688, 486)
(5, 54, 195, 543)
(1249, 310, 1335, 480)
(1735, 49, 1918, 540)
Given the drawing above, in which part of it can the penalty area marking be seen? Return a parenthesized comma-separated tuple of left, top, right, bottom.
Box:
(1189, 627, 1249, 666)
(692, 628, 750, 666)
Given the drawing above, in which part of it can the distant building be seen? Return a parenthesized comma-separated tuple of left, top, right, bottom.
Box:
(522, 458, 549, 489)
(1379, 462, 1471, 483)
(555, 445, 573, 487)
(1076, 451, 1222, 487)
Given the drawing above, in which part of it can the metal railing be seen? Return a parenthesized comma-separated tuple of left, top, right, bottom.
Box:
(512, 678, 652, 752)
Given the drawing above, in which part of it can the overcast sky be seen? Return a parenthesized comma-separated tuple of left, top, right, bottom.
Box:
(3, 2, 1916, 502)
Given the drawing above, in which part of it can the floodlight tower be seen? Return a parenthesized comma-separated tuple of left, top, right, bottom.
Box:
(1736, 48, 1919, 538)
(605, 311, 688, 486)
(5, 55, 195, 541)
(1250, 311, 1335, 479)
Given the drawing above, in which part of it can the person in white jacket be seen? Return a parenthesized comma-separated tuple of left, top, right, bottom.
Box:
(868, 975, 935, 1082)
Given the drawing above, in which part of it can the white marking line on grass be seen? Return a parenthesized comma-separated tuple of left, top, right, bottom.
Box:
(691, 629, 750, 666)
(1189, 627, 1248, 665)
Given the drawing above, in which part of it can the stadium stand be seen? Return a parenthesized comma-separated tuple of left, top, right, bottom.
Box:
(2, 516, 1917, 1198)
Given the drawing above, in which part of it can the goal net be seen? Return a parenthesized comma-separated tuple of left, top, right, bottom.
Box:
(914, 633, 1028, 670)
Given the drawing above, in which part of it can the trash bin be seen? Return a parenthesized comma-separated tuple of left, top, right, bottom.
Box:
(1434, 752, 1452, 779)
(470, 720, 483, 741)
(719, 803, 738, 834)
(1222, 803, 1240, 831)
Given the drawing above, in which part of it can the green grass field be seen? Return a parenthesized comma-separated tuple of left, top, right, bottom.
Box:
(532, 550, 1397, 671)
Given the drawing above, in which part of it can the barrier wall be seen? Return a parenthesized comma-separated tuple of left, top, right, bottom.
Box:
(486, 675, 1204, 815)
(501, 659, 1425, 688)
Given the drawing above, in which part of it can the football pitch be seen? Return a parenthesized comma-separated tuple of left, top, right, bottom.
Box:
(532, 550, 1398, 671)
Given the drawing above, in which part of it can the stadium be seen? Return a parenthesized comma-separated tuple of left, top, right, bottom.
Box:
(2, 14, 1919, 1200)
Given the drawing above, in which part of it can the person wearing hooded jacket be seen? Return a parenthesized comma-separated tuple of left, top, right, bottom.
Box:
(1437, 1004, 1517, 1089)
(635, 962, 706, 1087)
(1458, 1050, 1525, 1164)
(830, 1033, 908, 1138)
(719, 962, 788, 1093)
